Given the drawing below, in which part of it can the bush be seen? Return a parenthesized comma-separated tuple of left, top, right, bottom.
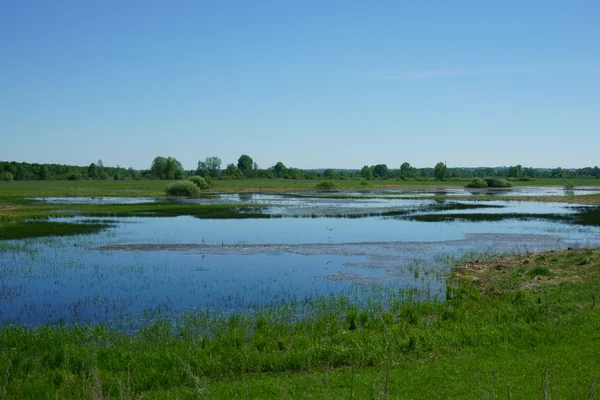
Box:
(315, 180, 337, 190)
(165, 181, 201, 197)
(360, 179, 369, 187)
(484, 177, 512, 188)
(465, 178, 488, 188)
(188, 176, 210, 190)
(67, 173, 80, 181)
(1, 171, 14, 181)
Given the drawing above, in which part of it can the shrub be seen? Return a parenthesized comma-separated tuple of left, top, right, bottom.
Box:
(484, 177, 512, 188)
(165, 181, 200, 197)
(315, 180, 337, 190)
(360, 179, 369, 187)
(67, 173, 80, 181)
(465, 178, 488, 188)
(1, 171, 14, 181)
(188, 176, 210, 190)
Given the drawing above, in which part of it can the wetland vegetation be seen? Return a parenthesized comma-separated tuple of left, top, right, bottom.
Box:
(1, 179, 600, 398)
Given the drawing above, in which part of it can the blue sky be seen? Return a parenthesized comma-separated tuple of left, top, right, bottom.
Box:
(1, 0, 599, 170)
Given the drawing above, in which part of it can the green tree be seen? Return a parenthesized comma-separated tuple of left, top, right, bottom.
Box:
(434, 162, 447, 181)
(273, 162, 287, 178)
(224, 163, 243, 179)
(507, 165, 522, 178)
(96, 159, 108, 180)
(237, 155, 254, 177)
(361, 165, 373, 180)
(323, 169, 335, 179)
(88, 163, 98, 179)
(197, 156, 222, 178)
(400, 162, 412, 178)
(151, 156, 184, 179)
(373, 164, 388, 178)
(40, 165, 50, 180)
(1, 171, 13, 181)
(151, 157, 168, 179)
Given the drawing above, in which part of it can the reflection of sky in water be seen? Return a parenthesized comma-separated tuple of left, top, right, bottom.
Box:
(2, 196, 600, 328)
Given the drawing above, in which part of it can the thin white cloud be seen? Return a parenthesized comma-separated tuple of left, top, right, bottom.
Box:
(380, 61, 600, 80)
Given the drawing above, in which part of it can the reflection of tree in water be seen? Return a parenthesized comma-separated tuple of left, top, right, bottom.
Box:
(238, 193, 253, 202)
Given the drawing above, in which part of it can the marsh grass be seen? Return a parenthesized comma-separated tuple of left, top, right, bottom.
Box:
(406, 213, 574, 223)
(0, 221, 113, 240)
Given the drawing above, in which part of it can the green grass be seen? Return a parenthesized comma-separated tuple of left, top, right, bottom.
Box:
(0, 203, 272, 239)
(0, 221, 113, 240)
(1, 178, 598, 200)
(1, 248, 599, 398)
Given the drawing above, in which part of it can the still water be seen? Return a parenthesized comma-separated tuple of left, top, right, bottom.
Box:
(2, 194, 599, 327)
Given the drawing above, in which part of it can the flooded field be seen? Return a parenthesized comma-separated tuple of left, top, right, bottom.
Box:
(2, 189, 600, 329)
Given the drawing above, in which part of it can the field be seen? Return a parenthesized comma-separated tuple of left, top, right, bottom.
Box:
(1, 180, 600, 398)
(1, 177, 600, 198)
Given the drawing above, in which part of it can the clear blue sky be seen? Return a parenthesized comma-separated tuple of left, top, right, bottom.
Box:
(1, 0, 599, 170)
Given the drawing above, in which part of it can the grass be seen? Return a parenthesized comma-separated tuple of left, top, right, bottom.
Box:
(406, 212, 573, 223)
(0, 202, 272, 240)
(0, 221, 113, 240)
(1, 248, 599, 398)
(1, 178, 599, 199)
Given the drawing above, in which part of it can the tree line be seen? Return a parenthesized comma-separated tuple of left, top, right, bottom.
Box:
(1, 156, 599, 182)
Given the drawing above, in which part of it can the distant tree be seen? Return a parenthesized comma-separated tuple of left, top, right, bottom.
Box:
(373, 164, 388, 178)
(166, 157, 184, 179)
(224, 163, 243, 179)
(361, 165, 373, 180)
(286, 167, 305, 179)
(127, 168, 140, 180)
(507, 165, 522, 178)
(96, 159, 108, 180)
(273, 162, 287, 178)
(323, 169, 335, 179)
(151, 156, 184, 179)
(400, 162, 412, 178)
(1, 171, 13, 181)
(237, 155, 254, 177)
(434, 162, 447, 181)
(151, 157, 168, 178)
(197, 156, 222, 178)
(88, 163, 98, 179)
(40, 165, 50, 180)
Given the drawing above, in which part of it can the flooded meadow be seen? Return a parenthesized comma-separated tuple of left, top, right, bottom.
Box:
(2, 187, 600, 329)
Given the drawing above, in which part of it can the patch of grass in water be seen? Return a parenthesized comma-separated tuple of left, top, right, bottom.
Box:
(407, 213, 572, 223)
(425, 202, 505, 211)
(573, 206, 600, 226)
(80, 203, 272, 219)
(0, 221, 113, 240)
